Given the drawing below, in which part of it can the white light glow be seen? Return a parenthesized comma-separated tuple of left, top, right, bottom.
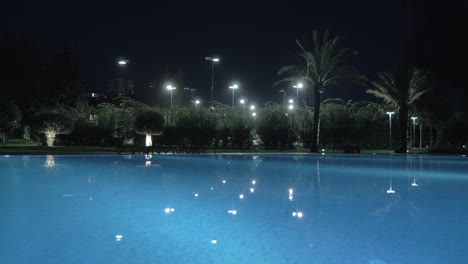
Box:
(195, 100, 200, 104)
(411, 182, 418, 187)
(252, 180, 256, 185)
(387, 189, 395, 194)
(250, 105, 255, 110)
(115, 234, 123, 241)
(289, 195, 293, 201)
(222, 180, 226, 184)
(145, 161, 151, 166)
(288, 105, 294, 110)
(289, 99, 294, 104)
(239, 194, 244, 199)
(194, 193, 199, 197)
(292, 212, 297, 217)
(240, 99, 245, 104)
(165, 208, 170, 213)
(211, 240, 218, 244)
(289, 188, 293, 195)
(166, 85, 176, 90)
(213, 58, 220, 62)
(210, 187, 214, 190)
(250, 188, 255, 193)
(252, 112, 257, 117)
(171, 208, 175, 212)
(232, 210, 237, 215)
(321, 149, 325, 152)
(297, 83, 303, 88)
(297, 212, 303, 218)
(118, 60, 127, 65)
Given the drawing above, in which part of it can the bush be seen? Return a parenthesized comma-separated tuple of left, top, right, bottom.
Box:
(31, 110, 74, 147)
(256, 104, 298, 149)
(134, 109, 165, 146)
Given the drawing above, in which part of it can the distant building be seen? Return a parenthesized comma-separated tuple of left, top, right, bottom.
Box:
(107, 77, 135, 97)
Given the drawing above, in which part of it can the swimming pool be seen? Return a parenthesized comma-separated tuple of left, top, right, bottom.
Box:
(1, 154, 467, 264)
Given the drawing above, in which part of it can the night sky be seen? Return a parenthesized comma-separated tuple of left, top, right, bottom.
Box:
(2, 1, 409, 106)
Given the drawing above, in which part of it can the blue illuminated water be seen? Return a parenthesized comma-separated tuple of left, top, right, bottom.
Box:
(1, 154, 468, 264)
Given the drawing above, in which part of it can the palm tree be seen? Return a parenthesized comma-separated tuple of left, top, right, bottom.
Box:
(276, 30, 364, 152)
(366, 65, 429, 153)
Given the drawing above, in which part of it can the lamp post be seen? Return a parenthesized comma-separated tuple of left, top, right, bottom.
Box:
(229, 84, 239, 108)
(117, 59, 129, 96)
(166, 85, 176, 108)
(293, 83, 303, 108)
(250, 105, 255, 111)
(386, 112, 395, 149)
(195, 100, 200, 109)
(411, 116, 418, 148)
(240, 99, 246, 112)
(205, 57, 220, 102)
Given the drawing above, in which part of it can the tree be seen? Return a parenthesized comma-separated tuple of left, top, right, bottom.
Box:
(32, 110, 74, 147)
(134, 110, 165, 146)
(366, 65, 429, 153)
(277, 30, 364, 152)
(0, 101, 22, 145)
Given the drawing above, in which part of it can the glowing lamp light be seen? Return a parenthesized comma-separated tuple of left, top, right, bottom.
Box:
(252, 112, 257, 117)
(297, 212, 303, 218)
(411, 182, 418, 187)
(386, 188, 395, 194)
(240, 99, 245, 104)
(164, 208, 175, 213)
(288, 105, 294, 110)
(250, 187, 255, 193)
(250, 105, 255, 110)
(166, 85, 176, 90)
(228, 210, 237, 215)
(212, 58, 220, 62)
(239, 194, 244, 199)
(118, 60, 127, 65)
(115, 235, 123, 241)
(289, 99, 294, 104)
(296, 83, 304, 88)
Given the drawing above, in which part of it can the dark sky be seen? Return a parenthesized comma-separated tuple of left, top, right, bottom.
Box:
(2, 1, 409, 106)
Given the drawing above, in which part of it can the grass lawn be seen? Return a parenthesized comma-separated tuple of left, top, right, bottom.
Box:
(0, 139, 433, 155)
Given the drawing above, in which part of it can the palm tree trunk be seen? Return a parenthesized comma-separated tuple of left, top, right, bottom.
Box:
(397, 104, 408, 153)
(311, 88, 321, 152)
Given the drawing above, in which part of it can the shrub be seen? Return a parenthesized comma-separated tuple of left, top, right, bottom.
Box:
(31, 110, 74, 147)
(256, 104, 298, 149)
(134, 110, 165, 146)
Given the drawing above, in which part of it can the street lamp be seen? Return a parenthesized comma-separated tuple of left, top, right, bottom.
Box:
(288, 104, 294, 110)
(205, 57, 220, 102)
(166, 85, 176, 108)
(117, 59, 129, 96)
(288, 99, 294, 104)
(240, 99, 246, 111)
(250, 105, 255, 111)
(411, 116, 418, 148)
(386, 112, 395, 149)
(229, 84, 239, 107)
(195, 100, 200, 109)
(293, 83, 303, 107)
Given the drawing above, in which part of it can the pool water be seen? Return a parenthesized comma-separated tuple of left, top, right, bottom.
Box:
(1, 154, 467, 264)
